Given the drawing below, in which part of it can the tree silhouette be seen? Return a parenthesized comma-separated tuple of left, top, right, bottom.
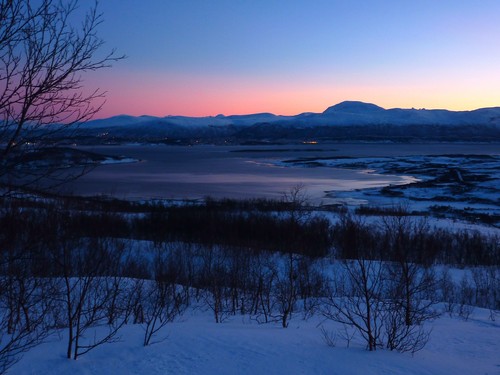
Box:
(0, 0, 123, 192)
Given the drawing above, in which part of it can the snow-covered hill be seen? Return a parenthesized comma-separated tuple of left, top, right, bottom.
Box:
(85, 101, 500, 129)
(317, 101, 500, 126)
(11, 307, 500, 375)
(73, 101, 500, 143)
(84, 112, 294, 129)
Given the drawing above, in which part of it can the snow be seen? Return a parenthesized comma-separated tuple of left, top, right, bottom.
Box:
(80, 101, 500, 130)
(83, 113, 295, 130)
(100, 157, 139, 165)
(84, 115, 160, 128)
(11, 307, 500, 375)
(319, 102, 500, 126)
(279, 153, 500, 227)
(323, 101, 386, 114)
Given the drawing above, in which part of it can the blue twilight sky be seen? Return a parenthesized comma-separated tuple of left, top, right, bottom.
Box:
(86, 0, 500, 117)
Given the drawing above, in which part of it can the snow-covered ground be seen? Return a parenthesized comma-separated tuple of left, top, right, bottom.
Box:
(100, 157, 139, 165)
(11, 307, 499, 375)
(7, 145, 499, 374)
(279, 153, 500, 227)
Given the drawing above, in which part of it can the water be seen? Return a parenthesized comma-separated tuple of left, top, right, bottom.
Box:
(62, 143, 499, 204)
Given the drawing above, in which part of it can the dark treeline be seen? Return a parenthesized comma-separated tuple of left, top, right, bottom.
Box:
(333, 213, 500, 266)
(1, 197, 331, 258)
(133, 204, 331, 258)
(2, 196, 498, 266)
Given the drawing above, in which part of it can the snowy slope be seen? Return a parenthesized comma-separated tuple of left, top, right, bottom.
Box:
(84, 115, 161, 128)
(318, 101, 500, 126)
(83, 101, 500, 130)
(84, 113, 293, 129)
(74, 101, 500, 142)
(11, 307, 500, 375)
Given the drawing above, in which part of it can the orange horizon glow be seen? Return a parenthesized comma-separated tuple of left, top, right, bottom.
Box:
(87, 1, 500, 120)
(86, 63, 500, 119)
(92, 71, 500, 119)
(94, 96, 500, 119)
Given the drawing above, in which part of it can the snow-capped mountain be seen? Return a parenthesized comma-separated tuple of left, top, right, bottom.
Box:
(84, 101, 500, 128)
(296, 101, 500, 126)
(74, 101, 500, 143)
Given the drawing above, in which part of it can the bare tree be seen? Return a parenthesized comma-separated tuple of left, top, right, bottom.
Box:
(376, 213, 437, 353)
(457, 274, 475, 321)
(439, 267, 457, 317)
(380, 214, 438, 324)
(385, 261, 437, 327)
(382, 302, 431, 354)
(53, 237, 129, 360)
(0, 0, 123, 192)
(471, 267, 500, 310)
(248, 252, 276, 324)
(142, 245, 187, 346)
(273, 253, 300, 328)
(322, 259, 385, 351)
(282, 183, 309, 215)
(0, 203, 56, 373)
(383, 262, 435, 354)
(200, 245, 232, 323)
(273, 184, 311, 328)
(0, 261, 52, 374)
(296, 256, 325, 319)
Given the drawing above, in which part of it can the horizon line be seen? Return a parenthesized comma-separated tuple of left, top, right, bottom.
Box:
(92, 100, 500, 120)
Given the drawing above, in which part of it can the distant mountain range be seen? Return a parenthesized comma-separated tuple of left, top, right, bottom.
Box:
(71, 101, 500, 144)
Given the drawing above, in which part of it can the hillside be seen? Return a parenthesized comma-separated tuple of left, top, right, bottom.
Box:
(64, 101, 500, 144)
(11, 305, 500, 375)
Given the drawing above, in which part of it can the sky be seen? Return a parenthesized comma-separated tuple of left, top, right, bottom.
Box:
(86, 0, 500, 118)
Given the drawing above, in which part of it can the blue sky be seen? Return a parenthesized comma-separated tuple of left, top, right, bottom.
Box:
(87, 0, 500, 117)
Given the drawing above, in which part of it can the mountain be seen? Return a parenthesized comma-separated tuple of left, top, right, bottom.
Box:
(323, 101, 386, 114)
(71, 101, 500, 144)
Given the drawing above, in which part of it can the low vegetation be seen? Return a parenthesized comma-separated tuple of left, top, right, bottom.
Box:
(0, 194, 498, 373)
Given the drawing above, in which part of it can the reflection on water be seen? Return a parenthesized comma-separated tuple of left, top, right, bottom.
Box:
(61, 143, 497, 204)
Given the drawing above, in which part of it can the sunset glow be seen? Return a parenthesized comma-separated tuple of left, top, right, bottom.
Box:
(91, 0, 500, 118)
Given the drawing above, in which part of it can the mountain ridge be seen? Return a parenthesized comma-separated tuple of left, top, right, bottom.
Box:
(86, 100, 500, 128)
(71, 101, 500, 144)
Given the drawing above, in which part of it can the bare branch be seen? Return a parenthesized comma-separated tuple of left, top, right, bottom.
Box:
(0, 0, 124, 193)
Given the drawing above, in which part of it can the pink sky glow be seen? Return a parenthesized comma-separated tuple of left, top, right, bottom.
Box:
(88, 1, 500, 119)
